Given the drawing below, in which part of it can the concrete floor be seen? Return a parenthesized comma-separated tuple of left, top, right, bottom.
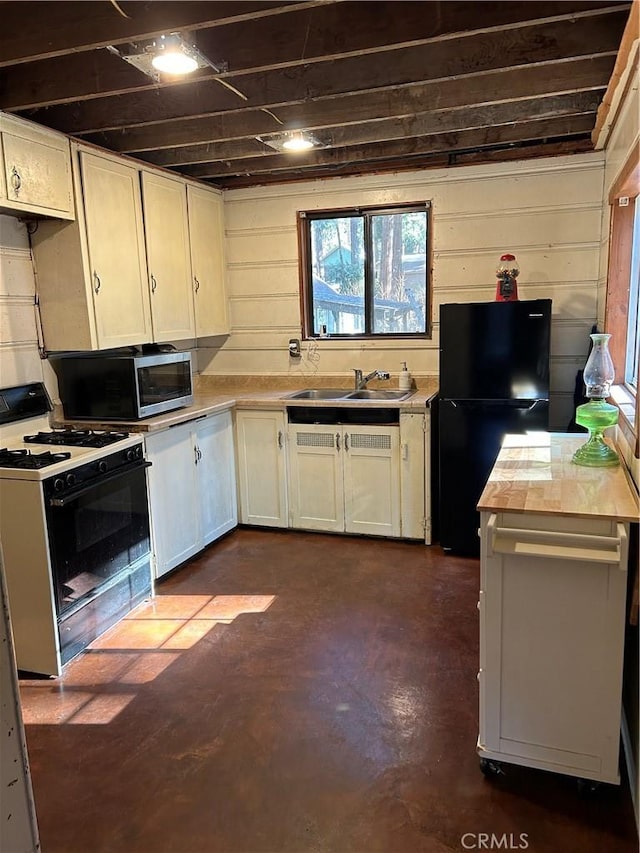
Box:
(20, 528, 638, 853)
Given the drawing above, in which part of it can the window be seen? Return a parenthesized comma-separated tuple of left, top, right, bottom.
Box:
(298, 203, 431, 338)
(605, 140, 640, 447)
(626, 199, 640, 390)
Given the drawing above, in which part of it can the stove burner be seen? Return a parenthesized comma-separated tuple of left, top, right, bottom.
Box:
(23, 429, 129, 448)
(0, 448, 72, 469)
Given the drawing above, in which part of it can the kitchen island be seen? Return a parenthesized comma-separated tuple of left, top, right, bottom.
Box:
(477, 432, 638, 785)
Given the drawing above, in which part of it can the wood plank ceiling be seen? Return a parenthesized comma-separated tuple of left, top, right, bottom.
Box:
(0, 0, 631, 189)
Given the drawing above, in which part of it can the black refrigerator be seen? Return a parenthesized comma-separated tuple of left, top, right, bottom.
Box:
(438, 299, 551, 554)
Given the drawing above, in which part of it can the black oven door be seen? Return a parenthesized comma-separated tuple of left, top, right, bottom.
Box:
(45, 461, 151, 618)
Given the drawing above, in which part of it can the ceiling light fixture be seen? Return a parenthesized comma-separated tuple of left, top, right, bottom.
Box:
(259, 131, 322, 153)
(151, 34, 199, 75)
(107, 33, 227, 81)
(282, 131, 315, 152)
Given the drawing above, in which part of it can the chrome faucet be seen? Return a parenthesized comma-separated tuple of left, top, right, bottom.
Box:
(353, 369, 391, 390)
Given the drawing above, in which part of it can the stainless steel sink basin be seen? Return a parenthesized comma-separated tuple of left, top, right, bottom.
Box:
(345, 389, 414, 401)
(286, 389, 349, 400)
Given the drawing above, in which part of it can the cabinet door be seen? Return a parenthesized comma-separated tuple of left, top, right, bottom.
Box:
(288, 424, 344, 532)
(343, 425, 400, 537)
(187, 184, 229, 337)
(235, 410, 287, 527)
(80, 151, 152, 348)
(1, 116, 74, 218)
(141, 171, 195, 342)
(145, 424, 200, 578)
(195, 411, 238, 545)
(399, 412, 426, 541)
(479, 512, 628, 783)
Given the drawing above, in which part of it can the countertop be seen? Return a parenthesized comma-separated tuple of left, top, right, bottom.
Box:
(477, 433, 639, 523)
(52, 378, 439, 433)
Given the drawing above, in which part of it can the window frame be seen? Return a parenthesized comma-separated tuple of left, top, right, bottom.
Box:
(297, 201, 432, 340)
(625, 199, 639, 389)
(605, 138, 640, 452)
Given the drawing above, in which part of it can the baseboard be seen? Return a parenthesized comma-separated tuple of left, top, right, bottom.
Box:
(621, 708, 639, 833)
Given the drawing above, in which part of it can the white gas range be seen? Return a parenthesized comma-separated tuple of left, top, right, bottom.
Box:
(0, 383, 152, 676)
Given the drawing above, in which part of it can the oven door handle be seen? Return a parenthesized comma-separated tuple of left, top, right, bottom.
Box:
(48, 460, 152, 508)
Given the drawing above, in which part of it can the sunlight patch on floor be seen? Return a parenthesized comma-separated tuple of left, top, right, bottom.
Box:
(19, 594, 276, 725)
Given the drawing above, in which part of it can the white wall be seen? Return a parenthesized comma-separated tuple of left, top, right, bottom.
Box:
(0, 215, 43, 387)
(202, 152, 606, 430)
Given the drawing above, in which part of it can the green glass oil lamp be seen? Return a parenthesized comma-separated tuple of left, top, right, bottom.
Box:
(572, 333, 620, 467)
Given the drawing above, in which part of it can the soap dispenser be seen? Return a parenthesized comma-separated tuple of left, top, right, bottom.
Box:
(399, 361, 412, 391)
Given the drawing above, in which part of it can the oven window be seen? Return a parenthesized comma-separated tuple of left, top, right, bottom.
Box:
(75, 486, 131, 551)
(137, 362, 191, 406)
(46, 467, 150, 616)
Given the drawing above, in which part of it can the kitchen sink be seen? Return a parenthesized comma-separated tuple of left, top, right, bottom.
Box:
(346, 389, 414, 400)
(286, 389, 349, 400)
(286, 388, 415, 402)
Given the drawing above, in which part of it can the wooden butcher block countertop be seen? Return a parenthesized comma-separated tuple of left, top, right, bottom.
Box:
(477, 433, 639, 523)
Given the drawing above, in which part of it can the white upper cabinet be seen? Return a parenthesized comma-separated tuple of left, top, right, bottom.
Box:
(32, 146, 153, 351)
(187, 184, 229, 337)
(80, 151, 153, 348)
(141, 171, 196, 342)
(0, 113, 74, 220)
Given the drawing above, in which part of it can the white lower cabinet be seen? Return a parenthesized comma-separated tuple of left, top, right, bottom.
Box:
(145, 411, 237, 578)
(235, 410, 288, 527)
(478, 510, 629, 784)
(288, 423, 401, 537)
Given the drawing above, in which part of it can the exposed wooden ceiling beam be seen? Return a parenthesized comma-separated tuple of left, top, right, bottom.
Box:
(211, 138, 595, 189)
(21, 13, 626, 135)
(0, 1, 628, 111)
(0, 1, 324, 67)
(592, 0, 640, 146)
(0, 0, 628, 190)
(176, 115, 596, 179)
(128, 91, 601, 166)
(84, 56, 614, 154)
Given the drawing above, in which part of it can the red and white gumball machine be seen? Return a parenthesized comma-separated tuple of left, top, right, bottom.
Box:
(495, 253, 520, 302)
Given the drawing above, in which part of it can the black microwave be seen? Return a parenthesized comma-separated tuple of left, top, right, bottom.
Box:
(55, 350, 194, 420)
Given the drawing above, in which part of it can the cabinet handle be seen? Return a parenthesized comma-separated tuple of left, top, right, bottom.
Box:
(150, 274, 157, 293)
(93, 271, 101, 294)
(194, 445, 199, 465)
(401, 442, 408, 461)
(336, 432, 340, 451)
(277, 430, 283, 449)
(487, 513, 627, 565)
(194, 277, 200, 293)
(344, 433, 350, 451)
(10, 166, 22, 195)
